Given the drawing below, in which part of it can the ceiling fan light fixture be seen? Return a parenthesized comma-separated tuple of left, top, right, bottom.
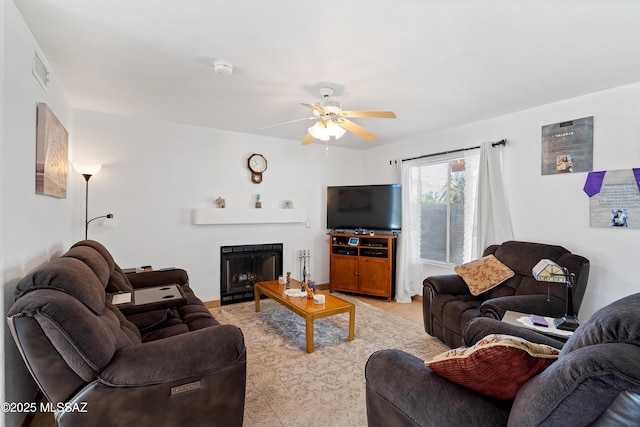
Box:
(308, 119, 346, 141)
(308, 121, 330, 141)
(327, 120, 346, 139)
(317, 100, 341, 114)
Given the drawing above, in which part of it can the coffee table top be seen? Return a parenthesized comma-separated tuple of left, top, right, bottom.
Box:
(255, 279, 354, 316)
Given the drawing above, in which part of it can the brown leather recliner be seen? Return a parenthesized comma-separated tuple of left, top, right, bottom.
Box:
(7, 240, 246, 426)
(423, 240, 590, 348)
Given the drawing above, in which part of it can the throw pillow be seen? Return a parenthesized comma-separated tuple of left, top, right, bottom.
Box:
(425, 334, 560, 400)
(454, 254, 515, 296)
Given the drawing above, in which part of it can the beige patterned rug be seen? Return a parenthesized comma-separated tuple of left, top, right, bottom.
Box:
(210, 294, 448, 427)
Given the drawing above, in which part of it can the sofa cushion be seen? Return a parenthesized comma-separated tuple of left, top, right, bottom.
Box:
(14, 258, 106, 314)
(425, 334, 560, 400)
(454, 255, 515, 296)
(62, 245, 112, 289)
(71, 240, 134, 293)
(8, 289, 141, 382)
(509, 342, 640, 426)
(491, 241, 568, 275)
(562, 292, 640, 354)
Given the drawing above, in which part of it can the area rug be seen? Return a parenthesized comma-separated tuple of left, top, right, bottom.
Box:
(209, 294, 448, 427)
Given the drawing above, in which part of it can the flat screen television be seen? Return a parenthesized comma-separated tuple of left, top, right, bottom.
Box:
(326, 184, 402, 231)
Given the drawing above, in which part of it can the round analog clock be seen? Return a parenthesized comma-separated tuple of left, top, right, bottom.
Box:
(248, 153, 267, 183)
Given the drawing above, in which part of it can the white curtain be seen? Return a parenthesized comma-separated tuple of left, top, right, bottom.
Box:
(393, 159, 424, 303)
(473, 141, 514, 258)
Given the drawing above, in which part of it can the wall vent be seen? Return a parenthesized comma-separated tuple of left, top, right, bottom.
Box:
(32, 51, 49, 92)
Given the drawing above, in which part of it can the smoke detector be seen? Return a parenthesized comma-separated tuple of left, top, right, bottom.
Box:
(214, 60, 233, 75)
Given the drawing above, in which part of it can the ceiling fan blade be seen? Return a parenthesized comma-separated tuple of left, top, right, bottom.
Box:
(341, 110, 396, 118)
(259, 116, 315, 130)
(301, 103, 326, 113)
(337, 119, 377, 142)
(301, 133, 315, 145)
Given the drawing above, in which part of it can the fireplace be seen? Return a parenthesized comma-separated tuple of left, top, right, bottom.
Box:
(220, 243, 283, 305)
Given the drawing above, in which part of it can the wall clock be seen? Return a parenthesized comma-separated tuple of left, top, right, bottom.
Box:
(248, 153, 267, 183)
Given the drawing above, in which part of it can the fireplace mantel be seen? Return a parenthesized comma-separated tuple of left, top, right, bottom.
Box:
(192, 208, 307, 225)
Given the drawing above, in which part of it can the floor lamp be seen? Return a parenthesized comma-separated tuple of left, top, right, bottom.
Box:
(72, 163, 112, 240)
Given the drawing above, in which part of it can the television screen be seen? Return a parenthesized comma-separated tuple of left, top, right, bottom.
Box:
(326, 184, 402, 231)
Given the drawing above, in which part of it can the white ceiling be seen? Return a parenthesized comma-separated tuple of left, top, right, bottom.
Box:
(14, 0, 640, 150)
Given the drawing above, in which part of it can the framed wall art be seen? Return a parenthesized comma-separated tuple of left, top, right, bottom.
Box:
(541, 116, 593, 175)
(35, 102, 68, 198)
(584, 168, 640, 229)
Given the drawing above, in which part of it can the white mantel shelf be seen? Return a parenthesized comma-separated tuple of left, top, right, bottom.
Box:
(192, 208, 307, 225)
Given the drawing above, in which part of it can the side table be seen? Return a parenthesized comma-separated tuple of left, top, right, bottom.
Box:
(502, 310, 574, 341)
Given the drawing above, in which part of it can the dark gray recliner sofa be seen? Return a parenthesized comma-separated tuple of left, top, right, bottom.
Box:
(366, 292, 640, 426)
(423, 240, 590, 348)
(7, 240, 246, 427)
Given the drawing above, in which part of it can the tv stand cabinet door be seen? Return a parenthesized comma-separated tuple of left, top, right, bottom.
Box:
(330, 255, 359, 292)
(358, 257, 390, 297)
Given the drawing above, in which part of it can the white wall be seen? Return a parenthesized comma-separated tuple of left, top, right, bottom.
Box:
(364, 82, 640, 320)
(0, 0, 6, 419)
(2, 1, 75, 426)
(72, 109, 364, 302)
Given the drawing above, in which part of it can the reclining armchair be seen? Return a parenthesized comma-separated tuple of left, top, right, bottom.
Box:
(423, 240, 590, 348)
(367, 292, 640, 426)
(7, 241, 246, 426)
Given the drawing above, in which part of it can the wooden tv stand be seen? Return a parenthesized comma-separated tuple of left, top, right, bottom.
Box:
(329, 233, 397, 301)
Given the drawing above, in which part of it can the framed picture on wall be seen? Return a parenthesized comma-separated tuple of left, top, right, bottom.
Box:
(35, 102, 68, 198)
(584, 168, 640, 229)
(541, 116, 593, 175)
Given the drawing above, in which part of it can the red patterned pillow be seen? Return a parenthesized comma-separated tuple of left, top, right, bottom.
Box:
(454, 254, 515, 296)
(425, 334, 560, 400)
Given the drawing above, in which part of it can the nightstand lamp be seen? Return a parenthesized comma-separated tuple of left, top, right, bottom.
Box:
(532, 258, 580, 331)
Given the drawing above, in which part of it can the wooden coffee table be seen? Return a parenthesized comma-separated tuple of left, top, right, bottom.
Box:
(254, 279, 355, 353)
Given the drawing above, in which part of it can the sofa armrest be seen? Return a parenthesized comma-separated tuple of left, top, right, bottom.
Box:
(61, 325, 246, 427)
(100, 324, 245, 386)
(463, 317, 565, 349)
(365, 349, 509, 427)
(480, 294, 565, 319)
(423, 274, 470, 296)
(510, 343, 640, 426)
(125, 268, 190, 289)
(422, 275, 472, 336)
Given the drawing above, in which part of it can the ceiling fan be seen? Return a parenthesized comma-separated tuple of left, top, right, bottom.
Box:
(262, 87, 396, 145)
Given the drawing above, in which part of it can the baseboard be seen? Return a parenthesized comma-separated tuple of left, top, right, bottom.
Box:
(204, 300, 221, 309)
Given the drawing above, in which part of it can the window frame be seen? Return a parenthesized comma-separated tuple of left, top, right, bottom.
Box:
(407, 149, 479, 266)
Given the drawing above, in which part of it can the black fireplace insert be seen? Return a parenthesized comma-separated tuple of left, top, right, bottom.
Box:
(220, 243, 283, 305)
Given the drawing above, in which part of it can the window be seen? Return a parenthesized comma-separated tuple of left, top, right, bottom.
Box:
(406, 150, 479, 265)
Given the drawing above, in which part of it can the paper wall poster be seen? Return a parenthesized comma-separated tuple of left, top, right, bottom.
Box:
(541, 116, 593, 175)
(35, 103, 68, 198)
(583, 169, 640, 229)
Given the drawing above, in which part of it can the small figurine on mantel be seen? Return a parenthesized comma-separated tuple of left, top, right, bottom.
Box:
(216, 196, 226, 208)
(255, 194, 262, 209)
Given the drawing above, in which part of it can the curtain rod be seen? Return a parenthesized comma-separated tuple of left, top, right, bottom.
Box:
(393, 139, 507, 164)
